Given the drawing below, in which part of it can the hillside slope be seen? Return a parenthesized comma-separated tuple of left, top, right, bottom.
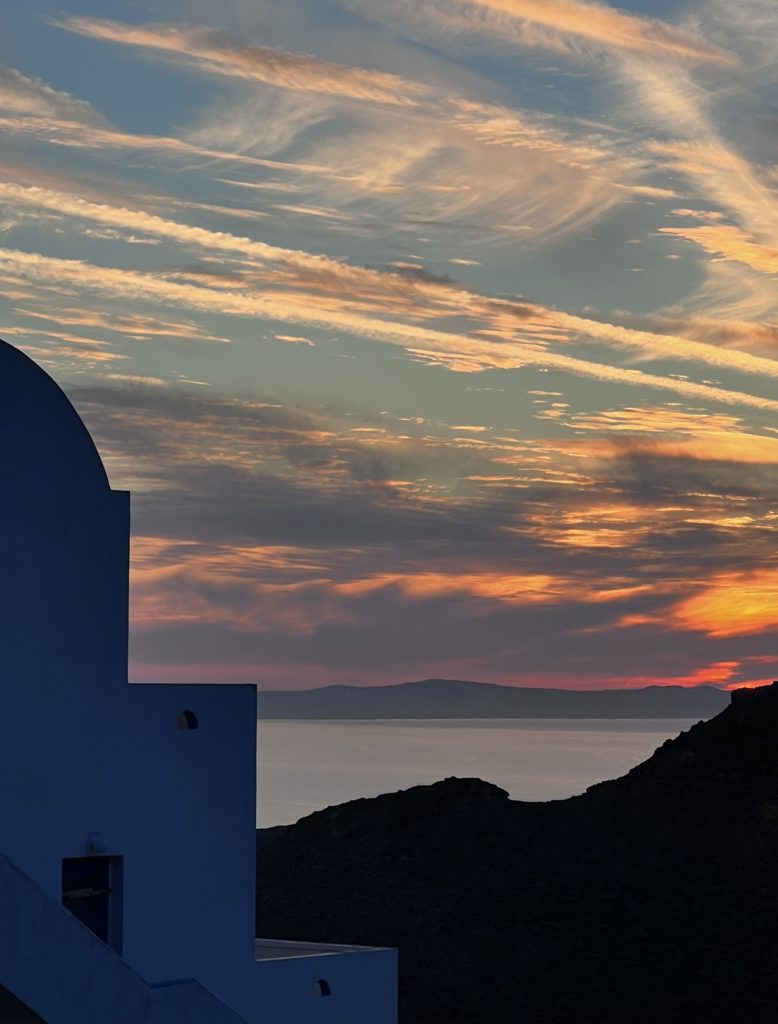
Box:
(257, 683, 778, 1023)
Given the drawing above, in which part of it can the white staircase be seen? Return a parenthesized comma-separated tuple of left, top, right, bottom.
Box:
(0, 853, 249, 1024)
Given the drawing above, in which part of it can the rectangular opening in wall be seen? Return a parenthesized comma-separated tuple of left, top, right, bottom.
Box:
(62, 856, 123, 954)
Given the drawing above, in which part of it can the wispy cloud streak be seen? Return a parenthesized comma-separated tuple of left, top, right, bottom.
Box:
(459, 0, 736, 63)
(347, 0, 735, 65)
(54, 17, 429, 106)
(4, 245, 778, 414)
(0, 63, 101, 122)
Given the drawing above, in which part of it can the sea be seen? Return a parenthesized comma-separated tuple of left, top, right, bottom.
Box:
(256, 717, 698, 828)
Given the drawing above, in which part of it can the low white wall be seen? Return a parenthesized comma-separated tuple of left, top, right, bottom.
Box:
(245, 948, 398, 1024)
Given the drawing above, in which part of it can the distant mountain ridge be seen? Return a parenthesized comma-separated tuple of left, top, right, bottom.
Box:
(258, 677, 730, 719)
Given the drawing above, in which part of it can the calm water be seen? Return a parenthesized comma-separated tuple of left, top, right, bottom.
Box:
(256, 718, 697, 827)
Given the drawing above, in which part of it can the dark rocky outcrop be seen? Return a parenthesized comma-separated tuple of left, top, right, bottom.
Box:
(257, 683, 778, 1024)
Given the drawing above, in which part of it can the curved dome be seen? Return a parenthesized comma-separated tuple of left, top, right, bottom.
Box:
(0, 339, 110, 500)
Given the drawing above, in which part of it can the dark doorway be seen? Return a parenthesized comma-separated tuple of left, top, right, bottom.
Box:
(0, 984, 47, 1023)
(61, 856, 123, 953)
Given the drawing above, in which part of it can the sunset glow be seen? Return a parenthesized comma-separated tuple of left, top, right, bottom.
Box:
(2, 0, 777, 689)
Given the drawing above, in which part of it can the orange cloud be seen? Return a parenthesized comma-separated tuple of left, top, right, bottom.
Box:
(0, 324, 127, 364)
(14, 306, 231, 343)
(334, 571, 571, 603)
(649, 142, 778, 280)
(448, 98, 618, 168)
(566, 407, 778, 465)
(130, 541, 658, 633)
(667, 661, 741, 686)
(659, 224, 778, 276)
(608, 313, 778, 353)
(410, 0, 734, 64)
(523, 501, 675, 550)
(670, 570, 778, 637)
(647, 436, 778, 466)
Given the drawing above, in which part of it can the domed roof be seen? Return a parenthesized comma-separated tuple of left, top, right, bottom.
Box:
(0, 339, 110, 500)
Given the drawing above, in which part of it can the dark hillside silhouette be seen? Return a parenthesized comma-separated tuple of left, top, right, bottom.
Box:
(257, 682, 778, 1023)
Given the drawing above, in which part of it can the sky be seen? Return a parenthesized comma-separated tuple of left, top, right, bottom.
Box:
(1, 0, 777, 691)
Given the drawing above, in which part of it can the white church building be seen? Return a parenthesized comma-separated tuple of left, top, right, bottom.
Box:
(0, 339, 397, 1023)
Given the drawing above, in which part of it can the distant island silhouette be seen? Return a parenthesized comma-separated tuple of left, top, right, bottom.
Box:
(259, 678, 730, 719)
(257, 681, 778, 1023)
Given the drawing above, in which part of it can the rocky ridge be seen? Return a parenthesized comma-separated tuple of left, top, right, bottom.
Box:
(257, 683, 778, 1023)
